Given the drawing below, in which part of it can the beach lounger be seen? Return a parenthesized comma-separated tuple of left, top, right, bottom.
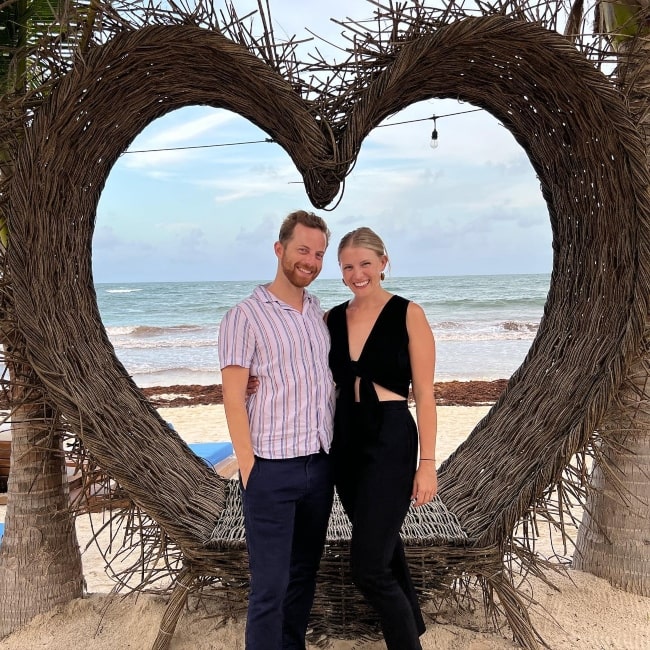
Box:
(188, 442, 232, 467)
(166, 422, 237, 478)
(188, 442, 237, 478)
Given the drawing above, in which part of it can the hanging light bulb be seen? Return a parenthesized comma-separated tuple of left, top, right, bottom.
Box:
(430, 116, 439, 149)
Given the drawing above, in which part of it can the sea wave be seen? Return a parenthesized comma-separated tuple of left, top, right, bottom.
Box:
(435, 331, 537, 342)
(132, 324, 204, 337)
(435, 320, 464, 330)
(433, 320, 539, 341)
(93, 277, 548, 387)
(420, 297, 546, 308)
(105, 288, 142, 294)
(106, 324, 207, 337)
(127, 363, 219, 374)
(502, 320, 538, 332)
(111, 338, 217, 350)
(129, 367, 221, 388)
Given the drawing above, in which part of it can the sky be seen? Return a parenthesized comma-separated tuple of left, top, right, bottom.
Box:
(92, 0, 553, 284)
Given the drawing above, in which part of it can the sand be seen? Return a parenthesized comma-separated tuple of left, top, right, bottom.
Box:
(1, 404, 648, 649)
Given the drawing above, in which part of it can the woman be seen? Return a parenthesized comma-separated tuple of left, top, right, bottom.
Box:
(326, 227, 437, 650)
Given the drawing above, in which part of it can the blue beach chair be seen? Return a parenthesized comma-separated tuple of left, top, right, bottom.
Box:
(188, 442, 234, 468)
(166, 423, 235, 474)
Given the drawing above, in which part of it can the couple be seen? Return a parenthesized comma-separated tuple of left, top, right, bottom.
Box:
(218, 210, 437, 650)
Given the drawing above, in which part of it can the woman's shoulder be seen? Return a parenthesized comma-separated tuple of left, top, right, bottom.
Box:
(325, 300, 349, 325)
(387, 295, 426, 324)
(405, 299, 426, 317)
(387, 293, 412, 314)
(404, 300, 432, 335)
(330, 300, 350, 314)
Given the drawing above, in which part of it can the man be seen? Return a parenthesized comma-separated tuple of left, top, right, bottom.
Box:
(218, 210, 335, 650)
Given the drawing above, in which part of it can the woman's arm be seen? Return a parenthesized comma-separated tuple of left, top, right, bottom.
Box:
(407, 301, 438, 506)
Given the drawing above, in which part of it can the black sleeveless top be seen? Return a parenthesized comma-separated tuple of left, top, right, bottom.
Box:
(327, 295, 411, 411)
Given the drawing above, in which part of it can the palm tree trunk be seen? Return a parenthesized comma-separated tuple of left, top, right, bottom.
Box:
(574, 347, 650, 595)
(0, 351, 84, 636)
(574, 27, 650, 597)
(0, 2, 98, 635)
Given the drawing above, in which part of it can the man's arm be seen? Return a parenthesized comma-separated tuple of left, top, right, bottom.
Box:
(222, 365, 256, 487)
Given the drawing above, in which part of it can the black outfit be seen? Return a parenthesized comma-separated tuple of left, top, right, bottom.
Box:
(327, 295, 425, 650)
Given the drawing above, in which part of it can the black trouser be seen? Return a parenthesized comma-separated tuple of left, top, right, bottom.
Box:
(241, 451, 333, 650)
(333, 400, 425, 650)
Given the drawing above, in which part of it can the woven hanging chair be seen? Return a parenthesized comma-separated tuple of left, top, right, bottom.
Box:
(5, 13, 650, 650)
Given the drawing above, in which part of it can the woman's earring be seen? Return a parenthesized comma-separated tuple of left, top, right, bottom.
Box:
(381, 272, 385, 281)
(342, 278, 346, 285)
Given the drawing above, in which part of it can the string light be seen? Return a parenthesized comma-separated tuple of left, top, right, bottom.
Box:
(123, 137, 274, 155)
(121, 108, 482, 155)
(377, 107, 483, 152)
(430, 116, 439, 149)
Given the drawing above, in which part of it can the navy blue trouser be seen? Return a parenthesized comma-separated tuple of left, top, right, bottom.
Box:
(333, 401, 425, 650)
(241, 451, 333, 650)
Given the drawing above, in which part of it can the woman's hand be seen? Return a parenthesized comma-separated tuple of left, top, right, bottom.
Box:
(246, 375, 259, 397)
(411, 461, 438, 507)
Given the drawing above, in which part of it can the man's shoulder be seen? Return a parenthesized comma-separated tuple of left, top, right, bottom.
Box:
(224, 286, 267, 314)
(305, 289, 322, 308)
(221, 295, 258, 327)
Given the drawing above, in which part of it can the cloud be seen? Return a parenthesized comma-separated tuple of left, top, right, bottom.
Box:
(199, 160, 304, 204)
(146, 112, 238, 146)
(122, 110, 242, 170)
(93, 225, 122, 251)
(92, 0, 557, 282)
(234, 215, 278, 246)
(121, 148, 197, 170)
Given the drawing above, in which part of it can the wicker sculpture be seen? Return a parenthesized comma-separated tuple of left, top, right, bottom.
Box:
(3, 7, 650, 650)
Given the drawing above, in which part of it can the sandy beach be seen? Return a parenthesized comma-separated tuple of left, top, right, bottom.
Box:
(1, 403, 648, 649)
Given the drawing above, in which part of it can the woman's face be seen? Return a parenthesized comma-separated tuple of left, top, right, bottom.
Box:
(339, 246, 387, 296)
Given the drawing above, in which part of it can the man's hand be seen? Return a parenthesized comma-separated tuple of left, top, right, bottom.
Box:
(239, 455, 256, 488)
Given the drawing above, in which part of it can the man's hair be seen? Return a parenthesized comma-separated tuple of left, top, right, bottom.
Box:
(278, 210, 330, 246)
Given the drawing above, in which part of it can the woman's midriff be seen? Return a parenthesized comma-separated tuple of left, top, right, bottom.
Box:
(353, 377, 406, 402)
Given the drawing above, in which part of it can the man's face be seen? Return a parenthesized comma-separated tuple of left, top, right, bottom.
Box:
(277, 223, 327, 288)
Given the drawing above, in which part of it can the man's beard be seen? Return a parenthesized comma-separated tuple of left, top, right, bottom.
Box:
(281, 259, 318, 288)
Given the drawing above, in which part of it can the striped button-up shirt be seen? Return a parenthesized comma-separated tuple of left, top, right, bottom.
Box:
(218, 285, 335, 459)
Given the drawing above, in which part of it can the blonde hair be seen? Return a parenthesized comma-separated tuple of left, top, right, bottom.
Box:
(337, 226, 388, 259)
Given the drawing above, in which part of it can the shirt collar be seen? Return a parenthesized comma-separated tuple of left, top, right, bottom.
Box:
(253, 284, 314, 307)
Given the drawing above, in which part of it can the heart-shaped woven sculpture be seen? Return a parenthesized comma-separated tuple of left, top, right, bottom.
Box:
(6, 15, 650, 557)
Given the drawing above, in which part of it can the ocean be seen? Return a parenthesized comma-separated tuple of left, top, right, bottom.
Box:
(96, 274, 550, 388)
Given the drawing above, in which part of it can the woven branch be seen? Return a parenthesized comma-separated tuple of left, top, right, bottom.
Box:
(2, 2, 650, 648)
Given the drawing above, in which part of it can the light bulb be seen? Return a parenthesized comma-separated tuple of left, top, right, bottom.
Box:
(430, 128, 439, 149)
